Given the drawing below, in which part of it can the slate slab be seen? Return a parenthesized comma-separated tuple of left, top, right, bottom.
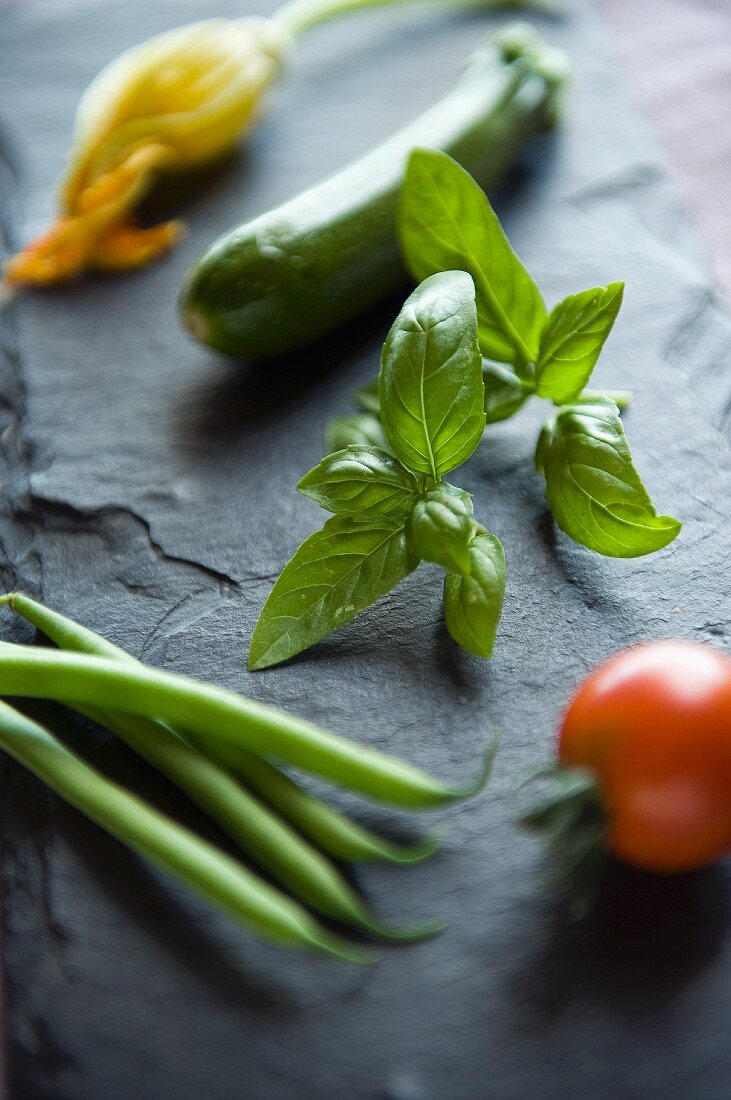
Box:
(0, 1, 730, 1098)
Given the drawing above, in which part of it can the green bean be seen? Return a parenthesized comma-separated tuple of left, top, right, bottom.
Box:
(0, 644, 487, 808)
(4, 592, 438, 863)
(88, 705, 441, 939)
(0, 599, 439, 937)
(0, 698, 371, 962)
(193, 740, 441, 865)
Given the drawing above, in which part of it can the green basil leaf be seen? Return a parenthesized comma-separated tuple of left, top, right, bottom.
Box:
(354, 378, 380, 415)
(297, 446, 419, 517)
(443, 530, 506, 659)
(536, 397, 681, 557)
(483, 361, 530, 423)
(536, 283, 624, 403)
(249, 515, 417, 670)
(324, 412, 391, 455)
(407, 483, 474, 575)
(399, 148, 546, 370)
(379, 270, 484, 479)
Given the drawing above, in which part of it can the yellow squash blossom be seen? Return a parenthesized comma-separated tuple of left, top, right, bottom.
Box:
(2, 0, 547, 290)
(3, 17, 289, 288)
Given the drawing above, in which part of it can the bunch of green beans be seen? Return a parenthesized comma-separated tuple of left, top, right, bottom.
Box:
(0, 593, 491, 960)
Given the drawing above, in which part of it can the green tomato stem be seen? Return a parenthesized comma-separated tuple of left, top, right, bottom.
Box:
(0, 698, 370, 961)
(518, 762, 607, 919)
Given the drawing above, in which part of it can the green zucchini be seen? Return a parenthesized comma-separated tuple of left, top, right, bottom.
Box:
(179, 23, 567, 359)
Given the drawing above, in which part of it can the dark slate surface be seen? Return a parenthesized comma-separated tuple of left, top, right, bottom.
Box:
(1, 1, 730, 1097)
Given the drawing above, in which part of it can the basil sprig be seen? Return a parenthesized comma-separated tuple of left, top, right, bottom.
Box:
(250, 272, 506, 669)
(331, 148, 679, 560)
(255, 152, 680, 667)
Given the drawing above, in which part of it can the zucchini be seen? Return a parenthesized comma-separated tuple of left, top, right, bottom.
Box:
(179, 23, 566, 359)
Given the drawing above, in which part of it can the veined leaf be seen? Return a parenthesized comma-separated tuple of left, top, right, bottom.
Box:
(443, 530, 506, 659)
(249, 515, 417, 669)
(324, 412, 391, 455)
(399, 148, 546, 371)
(379, 270, 484, 479)
(483, 361, 529, 423)
(536, 397, 681, 557)
(407, 483, 474, 575)
(297, 446, 418, 517)
(536, 283, 624, 403)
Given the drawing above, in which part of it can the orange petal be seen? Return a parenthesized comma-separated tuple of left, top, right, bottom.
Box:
(2, 218, 97, 288)
(89, 220, 184, 272)
(75, 143, 171, 216)
(3, 143, 174, 289)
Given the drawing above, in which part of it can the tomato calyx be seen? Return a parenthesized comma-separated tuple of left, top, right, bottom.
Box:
(519, 763, 608, 918)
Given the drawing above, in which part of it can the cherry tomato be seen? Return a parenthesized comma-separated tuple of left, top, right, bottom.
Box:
(559, 641, 731, 873)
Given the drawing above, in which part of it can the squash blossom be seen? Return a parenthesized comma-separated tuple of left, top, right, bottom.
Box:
(2, 0, 548, 290)
(2, 17, 290, 288)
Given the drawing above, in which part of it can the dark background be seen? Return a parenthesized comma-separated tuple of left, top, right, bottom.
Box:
(0, 1, 730, 1097)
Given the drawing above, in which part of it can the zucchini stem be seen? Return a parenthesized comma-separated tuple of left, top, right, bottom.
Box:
(273, 0, 557, 39)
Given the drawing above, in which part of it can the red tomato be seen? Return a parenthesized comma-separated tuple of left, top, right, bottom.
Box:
(559, 641, 731, 874)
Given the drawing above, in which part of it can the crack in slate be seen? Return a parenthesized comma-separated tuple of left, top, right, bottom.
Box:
(22, 494, 239, 590)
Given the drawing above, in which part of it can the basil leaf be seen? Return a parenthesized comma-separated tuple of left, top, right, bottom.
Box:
(399, 148, 546, 371)
(443, 530, 506, 659)
(297, 446, 419, 517)
(354, 378, 380, 415)
(536, 283, 624, 403)
(379, 270, 484, 479)
(536, 397, 681, 557)
(483, 361, 530, 424)
(249, 515, 418, 670)
(407, 483, 474, 575)
(324, 412, 391, 455)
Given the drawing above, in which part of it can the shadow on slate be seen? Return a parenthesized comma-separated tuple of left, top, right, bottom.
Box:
(0, 0, 731, 1098)
(186, 288, 408, 441)
(515, 860, 730, 1014)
